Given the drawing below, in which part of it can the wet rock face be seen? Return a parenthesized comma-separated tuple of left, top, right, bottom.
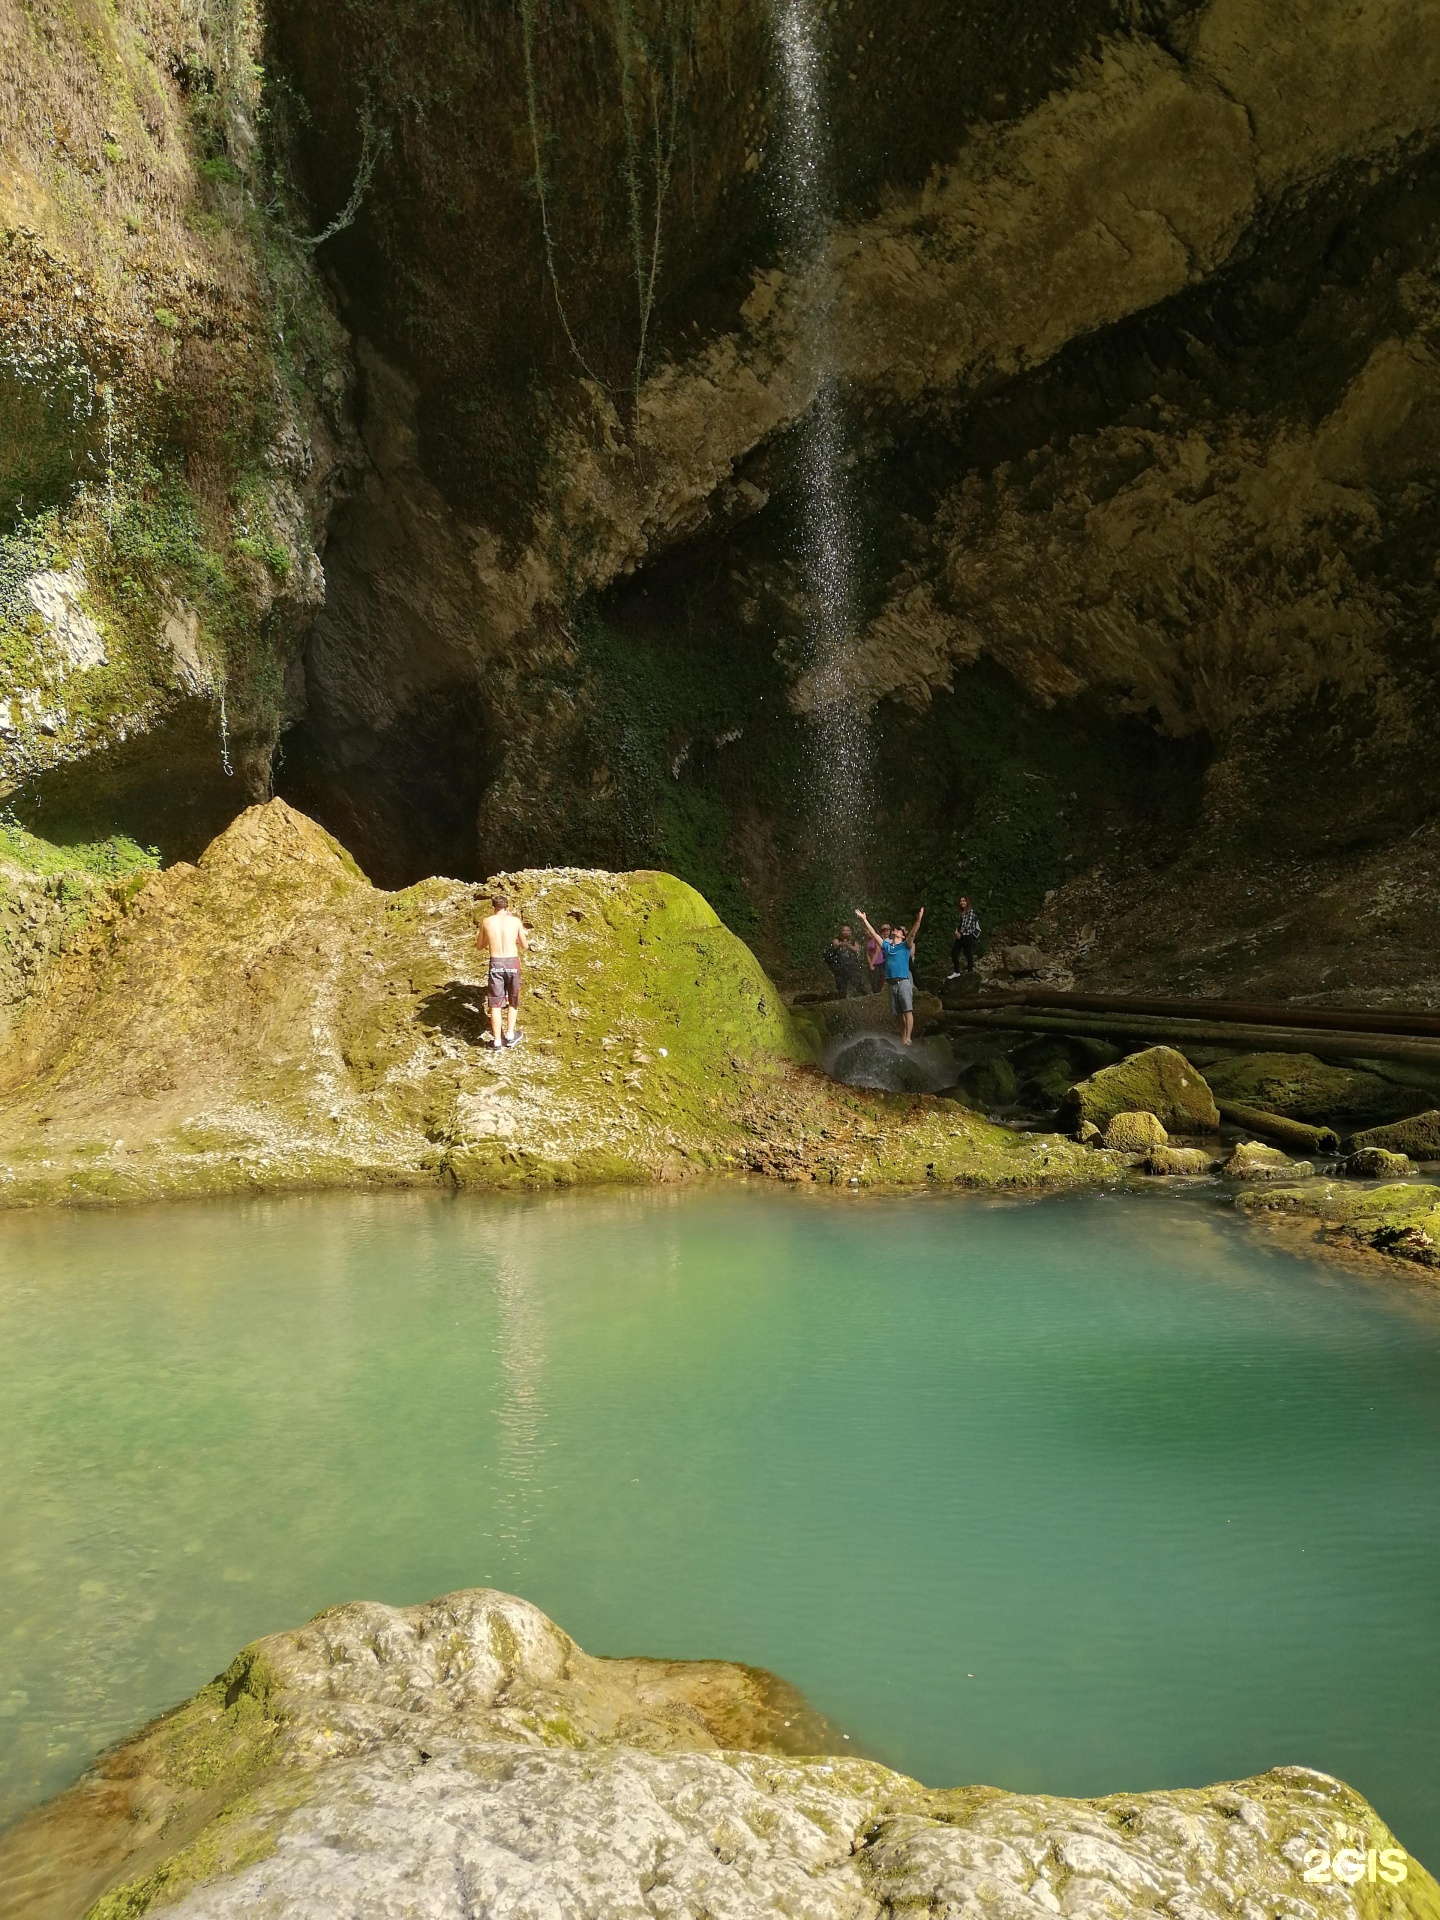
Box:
(222, 0, 1434, 972)
(5, 1587, 1434, 1920)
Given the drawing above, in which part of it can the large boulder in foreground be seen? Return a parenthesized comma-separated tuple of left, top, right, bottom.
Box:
(1059, 1046, 1220, 1135)
(2, 1589, 1432, 1920)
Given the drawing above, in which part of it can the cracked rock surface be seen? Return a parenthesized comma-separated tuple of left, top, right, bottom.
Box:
(1, 1588, 1433, 1920)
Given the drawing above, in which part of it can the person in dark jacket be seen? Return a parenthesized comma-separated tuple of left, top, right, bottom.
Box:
(949, 897, 981, 977)
(822, 925, 868, 998)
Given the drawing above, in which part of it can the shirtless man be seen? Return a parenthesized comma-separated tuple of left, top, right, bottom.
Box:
(477, 892, 528, 1049)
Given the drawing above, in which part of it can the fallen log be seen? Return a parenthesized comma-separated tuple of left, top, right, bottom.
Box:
(941, 1006, 1440, 1070)
(1217, 1103, 1341, 1156)
(970, 990, 1440, 1039)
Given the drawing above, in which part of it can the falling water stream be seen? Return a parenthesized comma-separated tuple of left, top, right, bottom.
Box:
(770, 0, 873, 880)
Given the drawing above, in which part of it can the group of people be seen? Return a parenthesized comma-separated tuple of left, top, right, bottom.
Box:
(475, 881, 983, 1059)
(822, 895, 983, 1045)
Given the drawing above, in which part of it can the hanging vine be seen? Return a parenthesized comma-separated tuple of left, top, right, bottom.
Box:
(518, 0, 699, 415)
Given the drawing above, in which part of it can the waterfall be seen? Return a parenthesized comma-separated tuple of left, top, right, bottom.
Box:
(770, 0, 872, 888)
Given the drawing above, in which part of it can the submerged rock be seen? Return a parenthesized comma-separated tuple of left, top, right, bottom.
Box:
(1223, 1141, 1314, 1181)
(1104, 1110, 1169, 1151)
(1059, 1046, 1220, 1135)
(1240, 1180, 1440, 1275)
(1351, 1111, 1440, 1161)
(3, 1588, 1432, 1920)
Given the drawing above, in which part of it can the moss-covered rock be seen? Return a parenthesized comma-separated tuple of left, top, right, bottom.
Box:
(1011, 1034, 1121, 1112)
(1143, 1146, 1216, 1175)
(1223, 1141, 1312, 1181)
(1240, 1179, 1440, 1276)
(1344, 1147, 1412, 1178)
(1, 0, 352, 847)
(958, 1054, 1019, 1109)
(0, 800, 1104, 1206)
(1202, 1053, 1430, 1129)
(1104, 1110, 1168, 1151)
(1058, 1046, 1219, 1135)
(1351, 1112, 1440, 1160)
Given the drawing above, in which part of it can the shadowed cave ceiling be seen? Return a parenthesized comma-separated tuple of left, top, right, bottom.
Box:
(4, 0, 1439, 994)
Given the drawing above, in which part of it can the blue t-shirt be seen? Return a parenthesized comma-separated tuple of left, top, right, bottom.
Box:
(881, 938, 912, 981)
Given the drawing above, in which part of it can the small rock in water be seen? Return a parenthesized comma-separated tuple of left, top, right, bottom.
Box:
(1343, 1146, 1412, 1179)
(1222, 1141, 1313, 1181)
(1143, 1146, 1216, 1176)
(1104, 1110, 1168, 1152)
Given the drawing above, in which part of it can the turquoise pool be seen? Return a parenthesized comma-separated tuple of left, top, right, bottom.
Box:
(1, 1185, 1437, 1866)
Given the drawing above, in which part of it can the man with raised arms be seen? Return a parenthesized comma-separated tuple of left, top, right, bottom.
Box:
(478, 891, 528, 1050)
(855, 905, 925, 1045)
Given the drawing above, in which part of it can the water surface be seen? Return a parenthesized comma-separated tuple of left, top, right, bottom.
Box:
(1, 1186, 1438, 1868)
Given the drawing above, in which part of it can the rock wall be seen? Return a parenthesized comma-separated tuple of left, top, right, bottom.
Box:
(0, 0, 353, 849)
(6, 0, 1439, 990)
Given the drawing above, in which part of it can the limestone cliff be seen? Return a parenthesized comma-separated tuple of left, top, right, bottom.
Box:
(0, 0, 353, 849)
(6, 0, 1439, 992)
(0, 1588, 1434, 1920)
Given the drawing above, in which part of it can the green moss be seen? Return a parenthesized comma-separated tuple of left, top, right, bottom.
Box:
(0, 821, 158, 879)
(1204, 1052, 1431, 1129)
(0, 355, 102, 530)
(84, 1811, 275, 1920)
(1058, 1046, 1220, 1134)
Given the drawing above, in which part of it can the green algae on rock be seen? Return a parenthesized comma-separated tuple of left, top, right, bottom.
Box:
(1143, 1146, 1217, 1176)
(1223, 1141, 1313, 1182)
(1204, 1054, 1432, 1131)
(1059, 1046, 1220, 1136)
(1104, 1110, 1168, 1152)
(1351, 1112, 1440, 1161)
(2, 1587, 1435, 1920)
(1240, 1179, 1440, 1277)
(0, 801, 1102, 1206)
(1345, 1147, 1413, 1179)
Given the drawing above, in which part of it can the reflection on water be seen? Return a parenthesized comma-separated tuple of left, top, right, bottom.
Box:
(495, 1253, 548, 1552)
(1, 1185, 1438, 1872)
